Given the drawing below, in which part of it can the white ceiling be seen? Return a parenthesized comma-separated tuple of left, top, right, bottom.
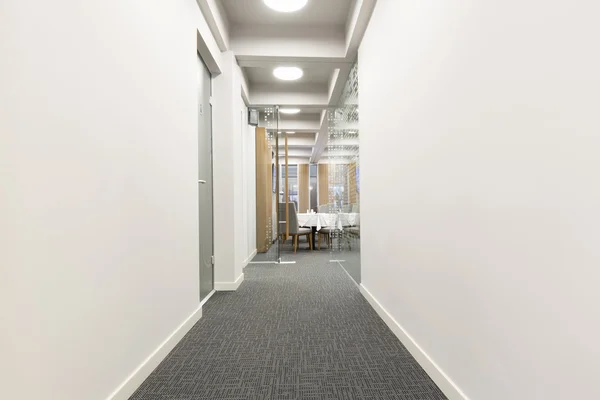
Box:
(219, 0, 354, 28)
(199, 0, 375, 162)
(244, 66, 332, 86)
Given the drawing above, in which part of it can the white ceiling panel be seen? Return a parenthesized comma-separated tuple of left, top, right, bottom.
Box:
(244, 66, 332, 85)
(220, 0, 354, 28)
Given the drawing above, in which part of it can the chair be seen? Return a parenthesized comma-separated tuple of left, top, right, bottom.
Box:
(318, 227, 333, 250)
(351, 203, 360, 213)
(278, 203, 313, 253)
(318, 227, 352, 250)
(348, 226, 360, 238)
(342, 204, 353, 213)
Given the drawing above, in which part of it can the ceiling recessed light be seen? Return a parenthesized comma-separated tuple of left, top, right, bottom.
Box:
(263, 0, 308, 13)
(273, 67, 303, 81)
(279, 108, 301, 114)
(286, 131, 296, 134)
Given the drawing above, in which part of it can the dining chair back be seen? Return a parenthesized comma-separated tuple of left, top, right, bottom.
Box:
(279, 203, 300, 234)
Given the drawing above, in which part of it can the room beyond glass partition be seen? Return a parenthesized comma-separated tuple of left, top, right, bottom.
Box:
(326, 62, 360, 283)
(279, 164, 298, 209)
(309, 164, 318, 212)
(252, 108, 307, 263)
(252, 106, 280, 262)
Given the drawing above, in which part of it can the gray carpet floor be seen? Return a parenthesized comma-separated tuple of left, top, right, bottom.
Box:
(129, 252, 446, 400)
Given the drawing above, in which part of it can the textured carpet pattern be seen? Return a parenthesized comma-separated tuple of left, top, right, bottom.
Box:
(130, 252, 446, 399)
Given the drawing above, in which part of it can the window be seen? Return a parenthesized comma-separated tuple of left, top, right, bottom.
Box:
(279, 164, 298, 210)
(309, 164, 318, 212)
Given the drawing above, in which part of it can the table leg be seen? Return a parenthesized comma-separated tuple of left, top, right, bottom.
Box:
(312, 226, 318, 249)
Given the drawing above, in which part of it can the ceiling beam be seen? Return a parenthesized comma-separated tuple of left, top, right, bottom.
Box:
(275, 119, 320, 131)
(196, 30, 222, 75)
(345, 0, 378, 59)
(230, 25, 346, 59)
(310, 109, 330, 163)
(327, 64, 352, 106)
(251, 89, 329, 108)
(196, 0, 231, 51)
(237, 58, 351, 69)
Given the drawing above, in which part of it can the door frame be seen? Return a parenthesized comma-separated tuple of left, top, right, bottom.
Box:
(197, 49, 216, 302)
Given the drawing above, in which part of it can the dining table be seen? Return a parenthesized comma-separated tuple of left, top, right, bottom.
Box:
(296, 212, 360, 248)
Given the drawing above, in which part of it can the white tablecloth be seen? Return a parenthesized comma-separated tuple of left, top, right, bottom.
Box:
(297, 213, 360, 231)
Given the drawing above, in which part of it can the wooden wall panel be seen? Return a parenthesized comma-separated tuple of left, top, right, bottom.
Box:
(255, 127, 272, 253)
(318, 164, 329, 206)
(298, 164, 309, 212)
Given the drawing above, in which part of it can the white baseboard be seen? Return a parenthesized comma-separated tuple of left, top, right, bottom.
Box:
(199, 289, 216, 307)
(360, 285, 468, 400)
(106, 305, 203, 400)
(243, 250, 257, 269)
(214, 273, 244, 291)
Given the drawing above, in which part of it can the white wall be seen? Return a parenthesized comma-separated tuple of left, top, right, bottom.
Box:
(212, 55, 253, 285)
(0, 0, 222, 399)
(212, 51, 238, 285)
(359, 1, 600, 399)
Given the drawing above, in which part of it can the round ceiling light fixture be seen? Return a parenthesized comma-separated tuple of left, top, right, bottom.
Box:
(273, 66, 303, 81)
(263, 0, 308, 13)
(279, 108, 301, 115)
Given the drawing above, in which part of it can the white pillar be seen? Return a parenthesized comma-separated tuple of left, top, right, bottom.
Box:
(212, 51, 245, 289)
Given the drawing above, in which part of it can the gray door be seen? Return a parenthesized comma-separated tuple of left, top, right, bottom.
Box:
(197, 55, 213, 301)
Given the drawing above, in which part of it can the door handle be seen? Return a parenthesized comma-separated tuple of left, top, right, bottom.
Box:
(198, 180, 207, 184)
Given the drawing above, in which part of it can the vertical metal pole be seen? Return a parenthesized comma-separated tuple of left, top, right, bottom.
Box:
(285, 132, 289, 239)
(274, 106, 281, 263)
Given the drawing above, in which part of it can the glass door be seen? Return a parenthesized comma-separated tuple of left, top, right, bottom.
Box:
(327, 63, 361, 283)
(197, 55, 214, 301)
(249, 107, 296, 264)
(250, 106, 281, 263)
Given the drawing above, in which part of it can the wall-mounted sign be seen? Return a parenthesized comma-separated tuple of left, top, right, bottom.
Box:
(248, 109, 259, 126)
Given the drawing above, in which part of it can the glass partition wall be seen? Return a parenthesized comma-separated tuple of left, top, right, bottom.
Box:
(251, 106, 281, 262)
(251, 107, 299, 264)
(309, 164, 318, 212)
(254, 94, 360, 265)
(326, 63, 360, 282)
(276, 128, 303, 262)
(279, 165, 298, 209)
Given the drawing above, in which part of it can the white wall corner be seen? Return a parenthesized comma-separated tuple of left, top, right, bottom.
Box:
(244, 250, 258, 269)
(215, 273, 245, 291)
(360, 285, 468, 400)
(106, 305, 203, 400)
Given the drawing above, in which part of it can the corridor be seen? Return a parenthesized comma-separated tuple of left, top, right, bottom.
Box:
(130, 253, 446, 400)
